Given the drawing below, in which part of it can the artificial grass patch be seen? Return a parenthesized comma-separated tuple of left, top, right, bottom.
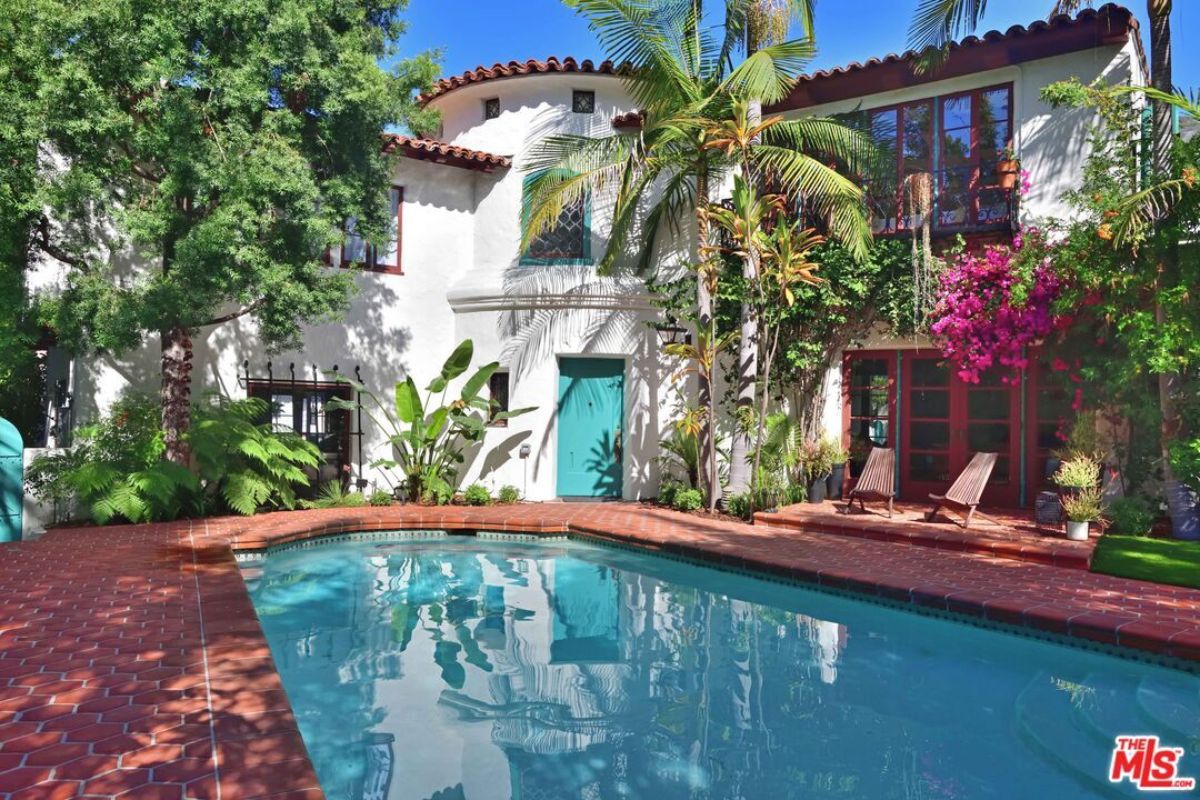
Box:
(1091, 534, 1200, 590)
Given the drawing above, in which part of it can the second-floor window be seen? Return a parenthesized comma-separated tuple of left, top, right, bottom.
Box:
(842, 82, 1012, 235)
(341, 186, 403, 274)
(520, 173, 590, 265)
(939, 86, 1012, 229)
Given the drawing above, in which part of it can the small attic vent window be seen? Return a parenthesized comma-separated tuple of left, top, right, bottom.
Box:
(483, 97, 500, 120)
(572, 90, 595, 114)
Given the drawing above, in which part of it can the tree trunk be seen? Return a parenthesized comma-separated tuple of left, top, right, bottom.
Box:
(696, 168, 721, 511)
(1147, 1, 1180, 485)
(161, 326, 194, 465)
(728, 98, 764, 497)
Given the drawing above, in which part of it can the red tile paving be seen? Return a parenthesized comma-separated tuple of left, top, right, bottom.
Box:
(756, 499, 1097, 569)
(2, 502, 1199, 798)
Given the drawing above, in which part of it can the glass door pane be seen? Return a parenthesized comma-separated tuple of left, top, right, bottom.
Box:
(964, 372, 1012, 485)
(847, 356, 892, 477)
(906, 358, 951, 484)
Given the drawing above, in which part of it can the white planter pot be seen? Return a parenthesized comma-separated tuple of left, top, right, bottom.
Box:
(1066, 520, 1090, 541)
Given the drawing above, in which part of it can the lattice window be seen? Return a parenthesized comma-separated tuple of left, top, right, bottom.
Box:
(484, 97, 500, 120)
(521, 174, 590, 264)
(572, 90, 595, 114)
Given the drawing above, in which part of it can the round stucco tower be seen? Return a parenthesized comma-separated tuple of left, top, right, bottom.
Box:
(412, 58, 679, 502)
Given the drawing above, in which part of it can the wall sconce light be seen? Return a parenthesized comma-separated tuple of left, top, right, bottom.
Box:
(653, 317, 692, 347)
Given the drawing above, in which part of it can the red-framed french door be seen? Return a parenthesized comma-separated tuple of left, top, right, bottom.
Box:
(843, 352, 897, 490)
(899, 354, 1021, 507)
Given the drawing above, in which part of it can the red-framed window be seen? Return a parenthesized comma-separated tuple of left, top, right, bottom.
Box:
(862, 100, 935, 235)
(937, 84, 1013, 230)
(339, 186, 404, 274)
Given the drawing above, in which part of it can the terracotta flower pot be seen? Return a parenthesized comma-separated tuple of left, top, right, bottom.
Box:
(996, 159, 1020, 190)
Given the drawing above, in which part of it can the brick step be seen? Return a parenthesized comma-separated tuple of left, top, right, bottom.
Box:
(753, 508, 1093, 570)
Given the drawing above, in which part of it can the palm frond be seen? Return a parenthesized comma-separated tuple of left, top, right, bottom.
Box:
(751, 144, 870, 257)
(1109, 177, 1194, 247)
(765, 117, 888, 183)
(908, 0, 986, 73)
(720, 38, 814, 104)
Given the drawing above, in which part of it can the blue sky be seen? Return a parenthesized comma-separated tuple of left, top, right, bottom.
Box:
(394, 0, 1197, 94)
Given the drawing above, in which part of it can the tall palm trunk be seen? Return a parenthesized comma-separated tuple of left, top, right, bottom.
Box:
(696, 167, 721, 511)
(1147, 0, 1180, 484)
(728, 99, 763, 497)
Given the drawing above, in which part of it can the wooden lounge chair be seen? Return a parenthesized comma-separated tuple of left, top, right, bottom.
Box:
(843, 447, 895, 518)
(925, 452, 998, 529)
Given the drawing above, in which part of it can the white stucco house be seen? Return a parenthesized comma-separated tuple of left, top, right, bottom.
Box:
(25, 3, 1145, 522)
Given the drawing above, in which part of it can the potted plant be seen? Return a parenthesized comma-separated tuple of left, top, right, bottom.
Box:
(1053, 455, 1101, 498)
(801, 440, 832, 504)
(996, 147, 1020, 190)
(825, 438, 850, 501)
(1061, 486, 1103, 541)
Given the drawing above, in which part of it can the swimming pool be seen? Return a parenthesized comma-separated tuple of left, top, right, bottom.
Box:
(244, 534, 1200, 799)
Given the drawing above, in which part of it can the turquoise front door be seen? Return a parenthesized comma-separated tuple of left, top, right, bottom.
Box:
(0, 417, 23, 542)
(557, 358, 624, 498)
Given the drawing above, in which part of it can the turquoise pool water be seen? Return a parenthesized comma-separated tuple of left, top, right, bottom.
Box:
(244, 535, 1200, 800)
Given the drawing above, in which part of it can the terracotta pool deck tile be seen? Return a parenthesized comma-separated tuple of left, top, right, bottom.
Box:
(3, 503, 1200, 798)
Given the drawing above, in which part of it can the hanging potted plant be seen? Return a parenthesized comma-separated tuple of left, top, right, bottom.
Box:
(1061, 487, 1103, 541)
(996, 147, 1020, 190)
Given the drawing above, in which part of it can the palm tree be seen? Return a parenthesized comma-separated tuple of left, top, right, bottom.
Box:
(523, 0, 872, 510)
(909, 0, 1183, 483)
(706, 174, 823, 507)
(724, 0, 816, 497)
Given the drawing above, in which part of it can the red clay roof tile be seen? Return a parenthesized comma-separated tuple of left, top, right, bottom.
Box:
(419, 57, 623, 105)
(383, 134, 511, 172)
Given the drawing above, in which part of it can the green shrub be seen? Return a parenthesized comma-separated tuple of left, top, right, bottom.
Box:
(672, 488, 703, 512)
(1054, 456, 1101, 490)
(658, 479, 683, 506)
(368, 489, 394, 507)
(783, 482, 807, 505)
(27, 394, 319, 524)
(725, 492, 752, 520)
(463, 483, 491, 506)
(301, 482, 367, 509)
(190, 396, 321, 515)
(497, 485, 521, 504)
(420, 472, 454, 506)
(1106, 496, 1156, 535)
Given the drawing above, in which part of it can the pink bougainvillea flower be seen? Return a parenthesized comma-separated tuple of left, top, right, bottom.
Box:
(929, 231, 1065, 385)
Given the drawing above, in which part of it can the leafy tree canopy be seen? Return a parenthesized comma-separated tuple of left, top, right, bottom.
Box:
(7, 0, 440, 354)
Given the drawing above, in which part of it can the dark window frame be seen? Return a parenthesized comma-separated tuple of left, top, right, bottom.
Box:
(338, 186, 404, 275)
(572, 90, 596, 114)
(484, 97, 500, 120)
(937, 83, 1014, 231)
(246, 380, 353, 469)
(856, 99, 936, 235)
(488, 370, 510, 426)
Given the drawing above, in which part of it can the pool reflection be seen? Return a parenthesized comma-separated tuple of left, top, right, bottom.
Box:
(247, 538, 1197, 800)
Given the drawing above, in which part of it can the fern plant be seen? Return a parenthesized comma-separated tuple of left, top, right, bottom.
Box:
(28, 394, 320, 524)
(190, 396, 321, 515)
